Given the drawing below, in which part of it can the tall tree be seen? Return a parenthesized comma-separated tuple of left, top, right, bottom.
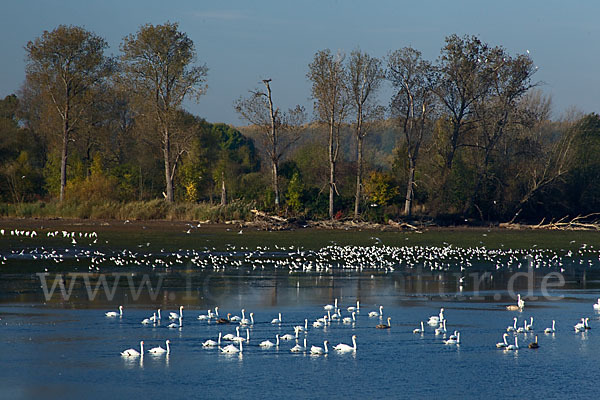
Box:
(466, 48, 537, 217)
(307, 49, 349, 219)
(387, 47, 435, 216)
(120, 22, 208, 202)
(433, 34, 493, 171)
(24, 25, 113, 201)
(234, 79, 305, 212)
(347, 50, 384, 219)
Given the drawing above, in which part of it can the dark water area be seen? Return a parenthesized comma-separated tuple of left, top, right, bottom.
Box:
(2, 225, 600, 399)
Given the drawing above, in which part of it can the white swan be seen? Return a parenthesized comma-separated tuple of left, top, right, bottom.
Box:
(574, 318, 586, 332)
(151, 309, 161, 322)
(220, 340, 243, 353)
(198, 309, 211, 320)
(240, 309, 250, 325)
(525, 317, 534, 331)
(232, 328, 250, 343)
(369, 305, 383, 318)
(434, 320, 446, 335)
(169, 306, 183, 320)
(167, 317, 182, 329)
(148, 340, 170, 354)
(259, 334, 279, 348)
(121, 341, 143, 357)
(444, 332, 460, 345)
(584, 317, 591, 330)
(310, 340, 329, 355)
(334, 335, 357, 352)
(413, 321, 425, 334)
(291, 337, 307, 353)
(347, 300, 360, 312)
(230, 312, 241, 322)
(505, 336, 519, 351)
(141, 313, 154, 325)
(428, 308, 444, 326)
(106, 305, 123, 318)
(594, 299, 600, 311)
(271, 312, 282, 324)
(518, 294, 525, 309)
(496, 333, 509, 348)
(343, 312, 356, 324)
(516, 319, 527, 333)
(324, 298, 338, 311)
(203, 332, 221, 347)
(294, 319, 308, 332)
(280, 332, 295, 341)
(507, 294, 524, 311)
(506, 317, 517, 332)
(544, 320, 556, 334)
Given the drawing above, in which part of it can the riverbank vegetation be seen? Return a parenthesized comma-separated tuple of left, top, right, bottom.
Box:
(1, 23, 599, 225)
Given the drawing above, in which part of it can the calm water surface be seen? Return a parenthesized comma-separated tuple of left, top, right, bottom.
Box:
(2, 227, 600, 399)
(2, 272, 600, 399)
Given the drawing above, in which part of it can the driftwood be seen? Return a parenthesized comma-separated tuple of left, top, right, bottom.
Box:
(500, 213, 600, 231)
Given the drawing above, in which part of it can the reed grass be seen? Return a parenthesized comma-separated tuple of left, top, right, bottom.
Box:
(0, 199, 255, 222)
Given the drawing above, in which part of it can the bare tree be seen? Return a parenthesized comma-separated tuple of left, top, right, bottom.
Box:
(234, 79, 306, 212)
(24, 25, 113, 201)
(347, 50, 384, 219)
(120, 22, 208, 203)
(307, 49, 349, 219)
(388, 47, 436, 216)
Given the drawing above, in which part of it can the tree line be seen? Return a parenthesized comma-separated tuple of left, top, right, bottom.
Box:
(1, 22, 599, 224)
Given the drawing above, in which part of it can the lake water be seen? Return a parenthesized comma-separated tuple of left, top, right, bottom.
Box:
(1, 227, 600, 399)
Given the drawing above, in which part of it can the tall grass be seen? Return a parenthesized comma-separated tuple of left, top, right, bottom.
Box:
(0, 199, 255, 221)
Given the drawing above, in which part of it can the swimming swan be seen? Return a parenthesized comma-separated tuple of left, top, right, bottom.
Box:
(376, 317, 391, 329)
(121, 341, 144, 357)
(334, 335, 357, 352)
(106, 305, 123, 318)
(148, 340, 170, 354)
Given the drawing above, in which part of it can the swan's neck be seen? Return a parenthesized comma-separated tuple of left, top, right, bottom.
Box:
(324, 342, 328, 353)
(218, 332, 221, 344)
(305, 319, 308, 329)
(140, 342, 144, 353)
(166, 341, 170, 354)
(250, 314, 254, 324)
(157, 309, 161, 319)
(276, 335, 279, 346)
(352, 336, 357, 350)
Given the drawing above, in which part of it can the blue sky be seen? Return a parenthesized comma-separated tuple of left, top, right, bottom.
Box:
(2, 0, 599, 124)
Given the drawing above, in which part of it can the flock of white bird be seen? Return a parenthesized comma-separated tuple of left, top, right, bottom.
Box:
(2, 228, 598, 277)
(116, 298, 390, 358)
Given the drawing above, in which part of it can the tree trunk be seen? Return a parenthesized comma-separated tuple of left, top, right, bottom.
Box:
(163, 128, 174, 203)
(59, 105, 69, 202)
(404, 158, 416, 216)
(263, 80, 280, 213)
(220, 171, 227, 206)
(354, 135, 363, 219)
(329, 118, 335, 219)
(272, 160, 280, 212)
